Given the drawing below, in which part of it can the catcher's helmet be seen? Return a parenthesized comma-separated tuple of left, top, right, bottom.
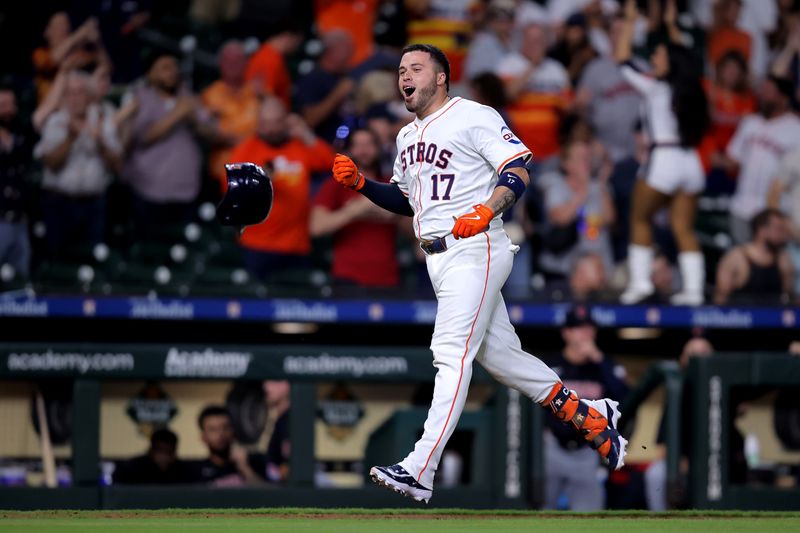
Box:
(217, 162, 273, 229)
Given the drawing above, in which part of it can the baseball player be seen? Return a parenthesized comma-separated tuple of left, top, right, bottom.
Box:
(331, 44, 627, 504)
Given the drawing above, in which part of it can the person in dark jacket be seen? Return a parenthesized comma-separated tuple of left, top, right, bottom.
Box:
(544, 305, 629, 510)
(113, 428, 191, 484)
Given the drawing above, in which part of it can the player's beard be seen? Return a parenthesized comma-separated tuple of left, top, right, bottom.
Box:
(405, 79, 437, 113)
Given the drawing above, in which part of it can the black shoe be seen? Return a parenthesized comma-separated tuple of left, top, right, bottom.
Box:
(369, 464, 433, 503)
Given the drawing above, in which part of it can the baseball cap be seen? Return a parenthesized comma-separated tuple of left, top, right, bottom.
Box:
(564, 305, 596, 328)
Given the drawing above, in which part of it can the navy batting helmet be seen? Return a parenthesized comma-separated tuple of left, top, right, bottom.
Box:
(217, 162, 273, 230)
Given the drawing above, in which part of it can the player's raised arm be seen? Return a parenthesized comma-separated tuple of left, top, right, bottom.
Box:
(331, 153, 413, 217)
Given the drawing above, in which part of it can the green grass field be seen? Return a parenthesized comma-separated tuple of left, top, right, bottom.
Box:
(2, 509, 800, 533)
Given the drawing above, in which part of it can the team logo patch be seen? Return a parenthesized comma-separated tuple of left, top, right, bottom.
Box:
(501, 126, 521, 145)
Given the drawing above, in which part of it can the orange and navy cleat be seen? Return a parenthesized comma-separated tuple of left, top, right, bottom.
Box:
(544, 385, 628, 470)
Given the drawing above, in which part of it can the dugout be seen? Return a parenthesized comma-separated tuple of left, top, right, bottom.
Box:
(1, 344, 799, 510)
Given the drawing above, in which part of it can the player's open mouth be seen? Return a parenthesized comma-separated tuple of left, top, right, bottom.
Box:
(403, 86, 416, 97)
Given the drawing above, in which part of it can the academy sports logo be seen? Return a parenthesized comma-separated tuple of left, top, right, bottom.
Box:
(501, 126, 521, 145)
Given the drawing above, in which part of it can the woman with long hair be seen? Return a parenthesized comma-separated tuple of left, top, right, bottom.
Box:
(616, 0, 711, 306)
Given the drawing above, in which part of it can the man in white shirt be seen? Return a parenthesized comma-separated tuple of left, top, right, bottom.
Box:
(34, 70, 121, 255)
(720, 76, 800, 243)
(496, 22, 570, 100)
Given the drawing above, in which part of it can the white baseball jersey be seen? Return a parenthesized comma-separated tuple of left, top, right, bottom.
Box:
(386, 96, 564, 490)
(727, 112, 800, 220)
(619, 63, 679, 145)
(620, 63, 704, 194)
(390, 97, 532, 240)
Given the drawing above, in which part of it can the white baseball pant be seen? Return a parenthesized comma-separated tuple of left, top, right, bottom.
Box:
(399, 226, 561, 489)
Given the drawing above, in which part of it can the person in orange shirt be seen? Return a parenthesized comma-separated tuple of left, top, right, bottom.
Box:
(202, 41, 260, 186)
(497, 23, 572, 161)
(244, 28, 304, 108)
(33, 13, 106, 103)
(705, 50, 757, 154)
(314, 0, 378, 67)
(707, 0, 751, 68)
(228, 96, 336, 282)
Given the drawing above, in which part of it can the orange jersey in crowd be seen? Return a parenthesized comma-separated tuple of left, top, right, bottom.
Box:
(201, 81, 260, 181)
(406, 2, 476, 84)
(506, 90, 572, 160)
(315, 0, 378, 66)
(32, 46, 94, 103)
(245, 43, 291, 106)
(707, 27, 751, 67)
(703, 79, 757, 152)
(228, 136, 336, 255)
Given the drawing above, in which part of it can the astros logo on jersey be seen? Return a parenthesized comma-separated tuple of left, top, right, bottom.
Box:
(501, 126, 521, 145)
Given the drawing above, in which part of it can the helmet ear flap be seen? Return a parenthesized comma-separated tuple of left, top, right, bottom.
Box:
(217, 162, 274, 230)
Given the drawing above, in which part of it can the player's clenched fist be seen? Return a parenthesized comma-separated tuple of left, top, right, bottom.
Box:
(451, 204, 494, 239)
(332, 153, 365, 191)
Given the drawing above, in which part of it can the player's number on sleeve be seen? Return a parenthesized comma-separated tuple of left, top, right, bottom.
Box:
(430, 174, 455, 201)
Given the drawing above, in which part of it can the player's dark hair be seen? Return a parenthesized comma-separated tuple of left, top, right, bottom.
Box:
(401, 43, 450, 91)
(666, 43, 710, 147)
(150, 428, 178, 448)
(750, 208, 784, 236)
(197, 405, 231, 429)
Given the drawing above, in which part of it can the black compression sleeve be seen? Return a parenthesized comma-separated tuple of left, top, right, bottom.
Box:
(360, 179, 414, 217)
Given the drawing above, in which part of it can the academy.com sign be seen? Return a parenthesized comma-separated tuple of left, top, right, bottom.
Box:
(283, 354, 408, 377)
(6, 349, 135, 374)
(164, 347, 253, 377)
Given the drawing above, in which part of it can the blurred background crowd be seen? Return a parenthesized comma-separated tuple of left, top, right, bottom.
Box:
(1, 0, 800, 305)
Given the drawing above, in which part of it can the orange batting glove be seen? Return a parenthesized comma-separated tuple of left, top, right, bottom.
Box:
(451, 204, 495, 239)
(332, 153, 365, 191)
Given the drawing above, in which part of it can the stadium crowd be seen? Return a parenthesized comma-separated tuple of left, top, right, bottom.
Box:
(1, 0, 800, 305)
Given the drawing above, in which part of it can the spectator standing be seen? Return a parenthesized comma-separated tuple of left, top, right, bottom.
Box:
(544, 305, 629, 511)
(203, 41, 260, 187)
(769, 144, 800, 295)
(707, 0, 752, 68)
(294, 30, 355, 144)
(32, 13, 105, 102)
(574, 13, 642, 164)
(0, 86, 36, 278)
(112, 428, 191, 485)
(310, 128, 399, 288)
(464, 0, 516, 81)
(34, 70, 121, 255)
(497, 22, 571, 161)
(720, 75, 800, 243)
(245, 27, 304, 107)
(539, 139, 615, 280)
(314, 0, 379, 67)
(704, 51, 757, 158)
(548, 12, 598, 86)
(404, 0, 476, 84)
(714, 208, 793, 305)
(228, 96, 336, 282)
(120, 53, 215, 237)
